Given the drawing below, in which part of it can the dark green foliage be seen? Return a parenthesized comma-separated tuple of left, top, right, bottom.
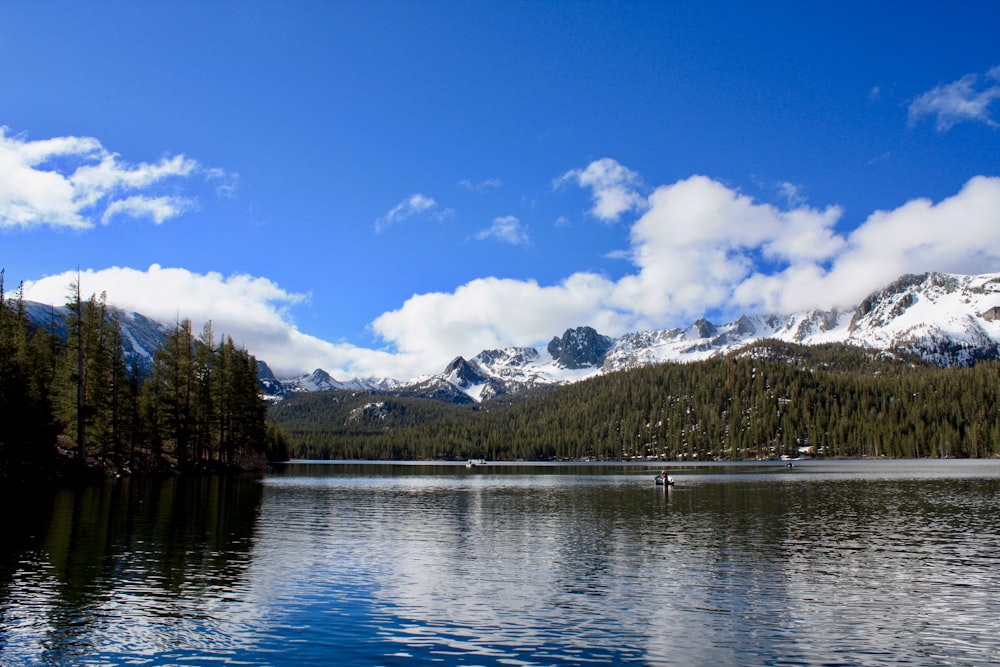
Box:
(138, 321, 272, 471)
(52, 287, 137, 466)
(0, 271, 281, 481)
(0, 273, 59, 479)
(269, 340, 1000, 461)
(269, 392, 469, 459)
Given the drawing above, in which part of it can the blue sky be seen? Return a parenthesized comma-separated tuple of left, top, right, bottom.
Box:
(3, 1, 1000, 378)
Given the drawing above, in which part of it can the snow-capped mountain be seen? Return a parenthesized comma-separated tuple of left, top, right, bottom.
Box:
(612, 271, 1000, 368)
(280, 368, 400, 393)
(846, 273, 1000, 365)
(315, 272, 1000, 404)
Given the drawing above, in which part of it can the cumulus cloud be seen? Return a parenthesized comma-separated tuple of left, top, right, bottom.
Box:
(374, 193, 448, 232)
(475, 215, 529, 245)
(810, 175, 1000, 295)
(908, 66, 1000, 130)
(19, 264, 401, 379)
(370, 273, 622, 365)
(609, 175, 846, 320)
(556, 157, 646, 222)
(0, 127, 213, 229)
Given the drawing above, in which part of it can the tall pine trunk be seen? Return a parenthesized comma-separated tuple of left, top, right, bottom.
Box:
(72, 278, 87, 464)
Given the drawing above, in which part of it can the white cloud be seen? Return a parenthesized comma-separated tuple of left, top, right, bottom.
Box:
(374, 193, 444, 232)
(19, 265, 428, 380)
(811, 175, 1000, 299)
(458, 177, 502, 192)
(692, 175, 1000, 314)
(69, 153, 197, 199)
(0, 127, 207, 229)
(776, 181, 806, 207)
(908, 66, 1000, 130)
(206, 167, 239, 198)
(556, 157, 646, 222)
(19, 265, 616, 380)
(100, 195, 196, 225)
(370, 273, 622, 367)
(475, 215, 529, 245)
(606, 175, 844, 321)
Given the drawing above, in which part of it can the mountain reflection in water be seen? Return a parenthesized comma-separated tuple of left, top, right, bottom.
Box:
(2, 460, 999, 666)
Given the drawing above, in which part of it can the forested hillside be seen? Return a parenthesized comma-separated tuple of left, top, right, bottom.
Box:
(0, 272, 287, 482)
(268, 341, 1000, 461)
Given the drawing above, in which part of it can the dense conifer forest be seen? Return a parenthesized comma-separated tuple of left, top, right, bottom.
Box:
(269, 341, 1000, 461)
(7, 267, 999, 476)
(0, 271, 287, 482)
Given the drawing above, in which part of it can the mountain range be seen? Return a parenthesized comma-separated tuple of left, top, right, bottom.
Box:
(277, 271, 1000, 403)
(23, 272, 1000, 404)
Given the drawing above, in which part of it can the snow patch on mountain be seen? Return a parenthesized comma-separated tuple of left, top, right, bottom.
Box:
(348, 401, 391, 423)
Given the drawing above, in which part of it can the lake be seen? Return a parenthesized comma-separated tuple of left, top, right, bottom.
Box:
(2, 459, 999, 666)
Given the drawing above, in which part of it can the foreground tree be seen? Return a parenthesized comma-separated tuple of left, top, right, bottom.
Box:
(52, 286, 136, 467)
(1, 268, 281, 480)
(144, 321, 269, 470)
(0, 273, 58, 478)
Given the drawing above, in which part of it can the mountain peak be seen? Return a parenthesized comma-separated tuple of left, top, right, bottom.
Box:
(547, 326, 614, 369)
(685, 318, 717, 340)
(443, 356, 487, 387)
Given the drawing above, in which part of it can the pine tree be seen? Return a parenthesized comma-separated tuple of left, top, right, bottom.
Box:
(65, 276, 88, 463)
(194, 321, 218, 463)
(0, 273, 57, 477)
(145, 319, 197, 466)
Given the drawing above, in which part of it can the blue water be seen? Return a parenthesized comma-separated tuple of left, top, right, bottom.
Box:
(2, 460, 1000, 665)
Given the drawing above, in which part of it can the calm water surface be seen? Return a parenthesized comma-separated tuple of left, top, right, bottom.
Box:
(2, 460, 999, 666)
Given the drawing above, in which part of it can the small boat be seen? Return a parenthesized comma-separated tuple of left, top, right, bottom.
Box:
(655, 473, 675, 486)
(466, 458, 487, 467)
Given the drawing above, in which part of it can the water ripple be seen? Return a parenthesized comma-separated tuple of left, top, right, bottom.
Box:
(3, 462, 1000, 665)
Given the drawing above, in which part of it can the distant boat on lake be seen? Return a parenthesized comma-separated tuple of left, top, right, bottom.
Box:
(655, 472, 675, 486)
(467, 458, 487, 467)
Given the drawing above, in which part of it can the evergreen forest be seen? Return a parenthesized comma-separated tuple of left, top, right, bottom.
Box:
(269, 341, 1000, 461)
(0, 272, 287, 482)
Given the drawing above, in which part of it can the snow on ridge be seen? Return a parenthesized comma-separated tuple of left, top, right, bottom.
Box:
(281, 368, 402, 393)
(120, 325, 152, 360)
(274, 272, 1000, 404)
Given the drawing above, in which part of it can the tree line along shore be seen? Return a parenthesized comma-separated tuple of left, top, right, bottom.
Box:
(269, 340, 1000, 462)
(0, 272, 288, 484)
